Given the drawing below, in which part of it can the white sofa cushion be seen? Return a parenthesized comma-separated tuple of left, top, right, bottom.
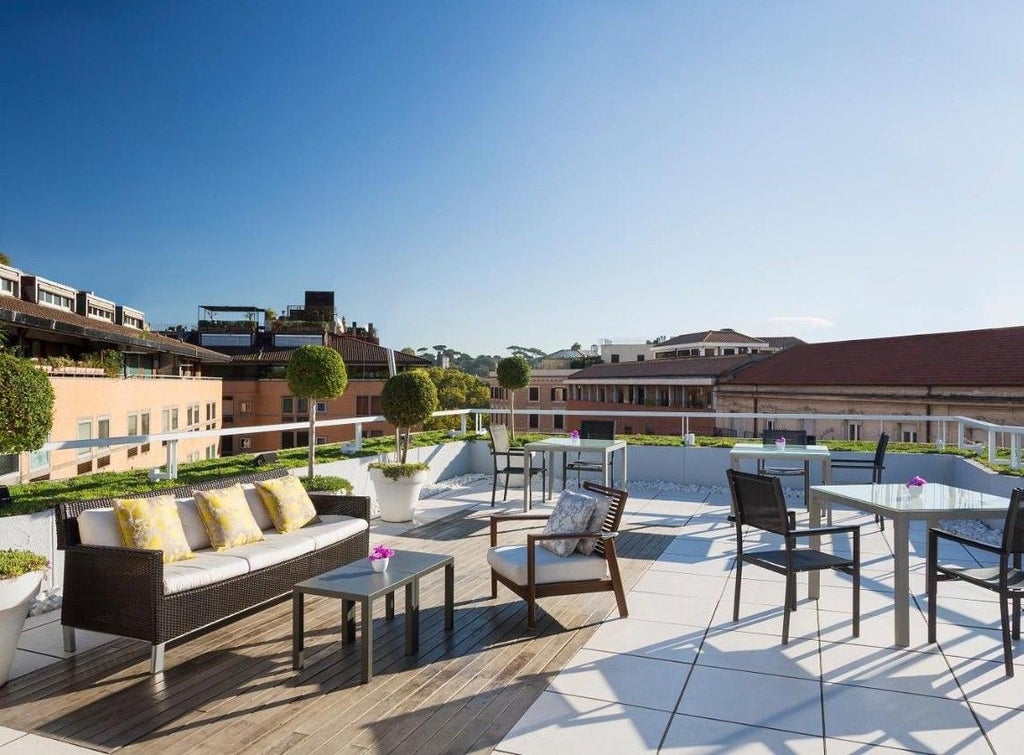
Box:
(78, 507, 122, 547)
(242, 484, 274, 531)
(487, 544, 608, 586)
(219, 531, 316, 571)
(163, 552, 250, 595)
(176, 498, 212, 551)
(290, 515, 368, 550)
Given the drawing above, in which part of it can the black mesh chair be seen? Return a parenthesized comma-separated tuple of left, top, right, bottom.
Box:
(728, 469, 861, 643)
(0, 486, 12, 508)
(831, 433, 889, 529)
(563, 420, 615, 488)
(928, 488, 1024, 677)
(489, 424, 546, 505)
(757, 429, 809, 506)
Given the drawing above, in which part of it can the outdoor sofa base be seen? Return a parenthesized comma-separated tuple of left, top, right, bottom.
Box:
(55, 468, 371, 673)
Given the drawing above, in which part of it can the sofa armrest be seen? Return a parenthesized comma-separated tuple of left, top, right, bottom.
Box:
(62, 544, 163, 640)
(309, 493, 371, 521)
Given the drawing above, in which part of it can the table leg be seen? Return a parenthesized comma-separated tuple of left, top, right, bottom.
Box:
(445, 562, 455, 632)
(292, 591, 304, 670)
(823, 459, 833, 525)
(361, 597, 373, 683)
(386, 591, 395, 620)
(803, 460, 810, 509)
(621, 446, 627, 488)
(893, 516, 911, 647)
(342, 598, 356, 644)
(523, 450, 532, 512)
(547, 451, 555, 500)
(808, 491, 822, 600)
(406, 579, 420, 654)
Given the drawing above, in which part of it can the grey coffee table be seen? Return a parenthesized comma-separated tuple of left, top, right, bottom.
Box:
(292, 550, 454, 683)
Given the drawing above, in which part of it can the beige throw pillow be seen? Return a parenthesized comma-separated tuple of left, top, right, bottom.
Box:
(539, 490, 596, 558)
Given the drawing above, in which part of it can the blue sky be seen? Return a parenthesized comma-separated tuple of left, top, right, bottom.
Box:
(3, 2, 1023, 357)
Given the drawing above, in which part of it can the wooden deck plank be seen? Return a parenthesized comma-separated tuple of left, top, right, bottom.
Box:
(0, 501, 682, 753)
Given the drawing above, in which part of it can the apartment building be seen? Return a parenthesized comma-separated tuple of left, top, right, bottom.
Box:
(0, 263, 227, 482)
(716, 326, 1024, 443)
(180, 293, 431, 454)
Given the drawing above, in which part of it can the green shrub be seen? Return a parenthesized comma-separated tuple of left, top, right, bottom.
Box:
(299, 475, 353, 493)
(369, 462, 429, 481)
(0, 549, 48, 579)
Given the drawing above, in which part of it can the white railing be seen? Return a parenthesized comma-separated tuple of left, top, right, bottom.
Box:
(35, 408, 1024, 478)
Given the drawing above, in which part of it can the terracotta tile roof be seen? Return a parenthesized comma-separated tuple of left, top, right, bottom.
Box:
(569, 355, 765, 380)
(0, 294, 229, 362)
(658, 329, 766, 347)
(727, 326, 1024, 386)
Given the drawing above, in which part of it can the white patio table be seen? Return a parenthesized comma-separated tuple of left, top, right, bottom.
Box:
(808, 482, 1010, 647)
(522, 437, 627, 512)
(729, 442, 833, 511)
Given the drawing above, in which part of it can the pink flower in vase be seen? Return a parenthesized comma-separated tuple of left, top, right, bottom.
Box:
(369, 544, 395, 561)
(569, 430, 580, 442)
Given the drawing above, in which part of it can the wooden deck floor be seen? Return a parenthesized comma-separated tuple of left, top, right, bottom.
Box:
(0, 504, 678, 753)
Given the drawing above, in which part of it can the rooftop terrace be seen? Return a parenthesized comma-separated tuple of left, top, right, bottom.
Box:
(2, 476, 1022, 753)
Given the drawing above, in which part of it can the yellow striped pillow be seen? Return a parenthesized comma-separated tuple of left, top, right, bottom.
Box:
(113, 495, 195, 564)
(255, 476, 320, 533)
(194, 484, 266, 550)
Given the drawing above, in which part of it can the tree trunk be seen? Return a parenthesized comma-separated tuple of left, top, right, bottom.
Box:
(307, 403, 316, 479)
(509, 391, 516, 441)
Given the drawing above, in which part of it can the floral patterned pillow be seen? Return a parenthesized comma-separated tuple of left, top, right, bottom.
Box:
(113, 494, 195, 563)
(576, 495, 613, 556)
(539, 490, 597, 557)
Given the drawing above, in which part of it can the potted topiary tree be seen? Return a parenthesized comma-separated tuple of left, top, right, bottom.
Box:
(0, 351, 55, 686)
(285, 345, 348, 480)
(496, 355, 531, 441)
(369, 370, 439, 522)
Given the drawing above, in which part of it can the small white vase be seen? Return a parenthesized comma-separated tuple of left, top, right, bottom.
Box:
(907, 484, 925, 498)
(371, 557, 389, 573)
(775, 441, 786, 451)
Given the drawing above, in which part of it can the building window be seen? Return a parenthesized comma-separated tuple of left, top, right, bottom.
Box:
(528, 414, 539, 429)
(161, 409, 170, 433)
(611, 354, 620, 363)
(77, 419, 92, 460)
(528, 387, 539, 402)
(297, 398, 309, 415)
(29, 438, 49, 471)
(316, 400, 328, 413)
(282, 397, 294, 414)
(188, 403, 200, 426)
(551, 387, 566, 402)
(240, 437, 252, 449)
(140, 411, 150, 453)
(902, 430, 918, 443)
(96, 417, 110, 467)
(206, 444, 217, 459)
(554, 414, 564, 430)
(206, 402, 217, 421)
(171, 407, 179, 430)
(637, 355, 644, 362)
(0, 454, 17, 475)
(239, 401, 252, 414)
(0, 278, 15, 296)
(847, 423, 861, 441)
(356, 396, 382, 415)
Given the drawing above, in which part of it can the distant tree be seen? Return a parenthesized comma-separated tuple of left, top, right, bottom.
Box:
(285, 345, 348, 478)
(400, 347, 416, 355)
(265, 309, 277, 321)
(423, 366, 490, 430)
(506, 345, 546, 364)
(571, 342, 582, 351)
(0, 252, 10, 266)
(496, 355, 531, 440)
(0, 353, 55, 456)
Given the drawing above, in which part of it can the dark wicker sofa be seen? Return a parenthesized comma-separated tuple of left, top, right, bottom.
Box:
(55, 468, 370, 673)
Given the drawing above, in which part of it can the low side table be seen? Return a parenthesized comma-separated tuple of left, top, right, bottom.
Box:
(292, 550, 454, 683)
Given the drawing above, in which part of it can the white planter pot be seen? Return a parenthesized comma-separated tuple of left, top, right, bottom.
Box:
(370, 468, 430, 523)
(0, 571, 43, 687)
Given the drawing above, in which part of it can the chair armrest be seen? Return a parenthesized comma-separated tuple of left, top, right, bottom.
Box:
(792, 524, 861, 538)
(490, 513, 550, 545)
(527, 530, 598, 542)
(929, 526, 1002, 555)
(830, 460, 874, 468)
(62, 545, 163, 636)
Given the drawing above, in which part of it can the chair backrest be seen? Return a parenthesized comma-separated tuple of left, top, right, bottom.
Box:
(872, 433, 890, 467)
(762, 428, 807, 445)
(581, 480, 628, 556)
(0, 485, 11, 507)
(489, 424, 511, 454)
(727, 468, 790, 535)
(1001, 488, 1024, 554)
(579, 420, 615, 440)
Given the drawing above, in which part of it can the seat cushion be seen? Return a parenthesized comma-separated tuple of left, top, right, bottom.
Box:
(488, 545, 608, 585)
(242, 484, 274, 531)
(113, 495, 195, 564)
(162, 552, 250, 595)
(194, 484, 266, 550)
(288, 515, 369, 550)
(539, 490, 596, 557)
(219, 531, 316, 571)
(256, 475, 320, 533)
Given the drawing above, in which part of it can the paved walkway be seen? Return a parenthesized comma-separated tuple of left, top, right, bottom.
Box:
(4, 479, 1024, 753)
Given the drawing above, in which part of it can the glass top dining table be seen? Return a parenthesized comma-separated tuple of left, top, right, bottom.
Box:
(522, 437, 627, 512)
(808, 482, 1011, 647)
